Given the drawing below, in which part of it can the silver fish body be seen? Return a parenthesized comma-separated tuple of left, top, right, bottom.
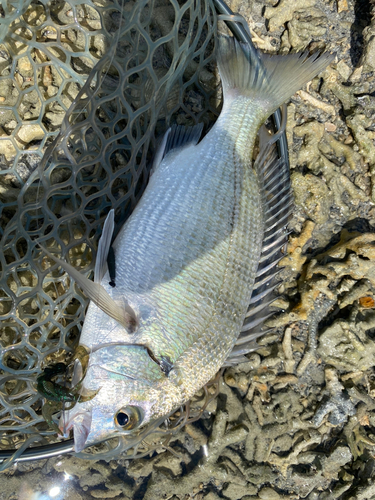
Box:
(58, 36, 333, 452)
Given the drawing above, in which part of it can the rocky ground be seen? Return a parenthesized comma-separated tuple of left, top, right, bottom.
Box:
(2, 0, 375, 498)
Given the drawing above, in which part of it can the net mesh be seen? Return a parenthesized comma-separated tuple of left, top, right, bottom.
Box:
(0, 0, 219, 460)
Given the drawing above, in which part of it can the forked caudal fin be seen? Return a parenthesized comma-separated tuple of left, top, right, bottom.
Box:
(217, 35, 334, 117)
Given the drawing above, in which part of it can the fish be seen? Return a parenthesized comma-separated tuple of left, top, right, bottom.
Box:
(42, 35, 333, 453)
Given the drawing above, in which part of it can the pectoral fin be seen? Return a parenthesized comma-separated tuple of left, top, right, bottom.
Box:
(39, 245, 137, 332)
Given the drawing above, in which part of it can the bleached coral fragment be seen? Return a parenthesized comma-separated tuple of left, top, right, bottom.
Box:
(292, 172, 333, 224)
(313, 367, 356, 426)
(346, 113, 375, 202)
(287, 8, 327, 51)
(264, 0, 316, 32)
(297, 90, 336, 117)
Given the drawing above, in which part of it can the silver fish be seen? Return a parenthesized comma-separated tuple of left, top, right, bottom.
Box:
(44, 36, 332, 452)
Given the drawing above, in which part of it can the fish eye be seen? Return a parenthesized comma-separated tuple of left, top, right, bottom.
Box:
(116, 412, 129, 426)
(114, 406, 143, 431)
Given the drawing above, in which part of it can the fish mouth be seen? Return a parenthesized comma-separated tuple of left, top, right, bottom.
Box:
(59, 410, 92, 452)
(59, 410, 173, 456)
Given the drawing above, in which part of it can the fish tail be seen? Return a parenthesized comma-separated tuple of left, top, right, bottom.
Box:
(217, 36, 334, 116)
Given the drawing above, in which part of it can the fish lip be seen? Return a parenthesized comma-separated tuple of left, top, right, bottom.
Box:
(59, 410, 92, 452)
(73, 411, 93, 452)
(58, 413, 74, 439)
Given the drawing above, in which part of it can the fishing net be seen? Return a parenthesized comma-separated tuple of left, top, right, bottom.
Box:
(0, 0, 220, 466)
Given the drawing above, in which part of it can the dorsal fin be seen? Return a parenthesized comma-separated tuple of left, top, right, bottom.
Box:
(39, 244, 138, 332)
(151, 124, 204, 173)
(165, 124, 203, 155)
(225, 108, 292, 366)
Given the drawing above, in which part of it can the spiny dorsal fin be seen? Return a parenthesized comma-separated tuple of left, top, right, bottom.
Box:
(95, 209, 114, 284)
(152, 124, 204, 173)
(39, 244, 138, 332)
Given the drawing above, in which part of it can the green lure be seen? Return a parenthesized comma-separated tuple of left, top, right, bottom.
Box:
(37, 362, 77, 435)
(37, 347, 96, 435)
(37, 362, 77, 403)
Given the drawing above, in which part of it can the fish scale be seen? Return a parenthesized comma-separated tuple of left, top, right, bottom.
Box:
(49, 35, 334, 452)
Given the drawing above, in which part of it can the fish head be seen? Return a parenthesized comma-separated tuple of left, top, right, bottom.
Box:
(60, 344, 182, 452)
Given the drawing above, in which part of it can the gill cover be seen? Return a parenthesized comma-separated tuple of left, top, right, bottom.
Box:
(60, 344, 168, 452)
